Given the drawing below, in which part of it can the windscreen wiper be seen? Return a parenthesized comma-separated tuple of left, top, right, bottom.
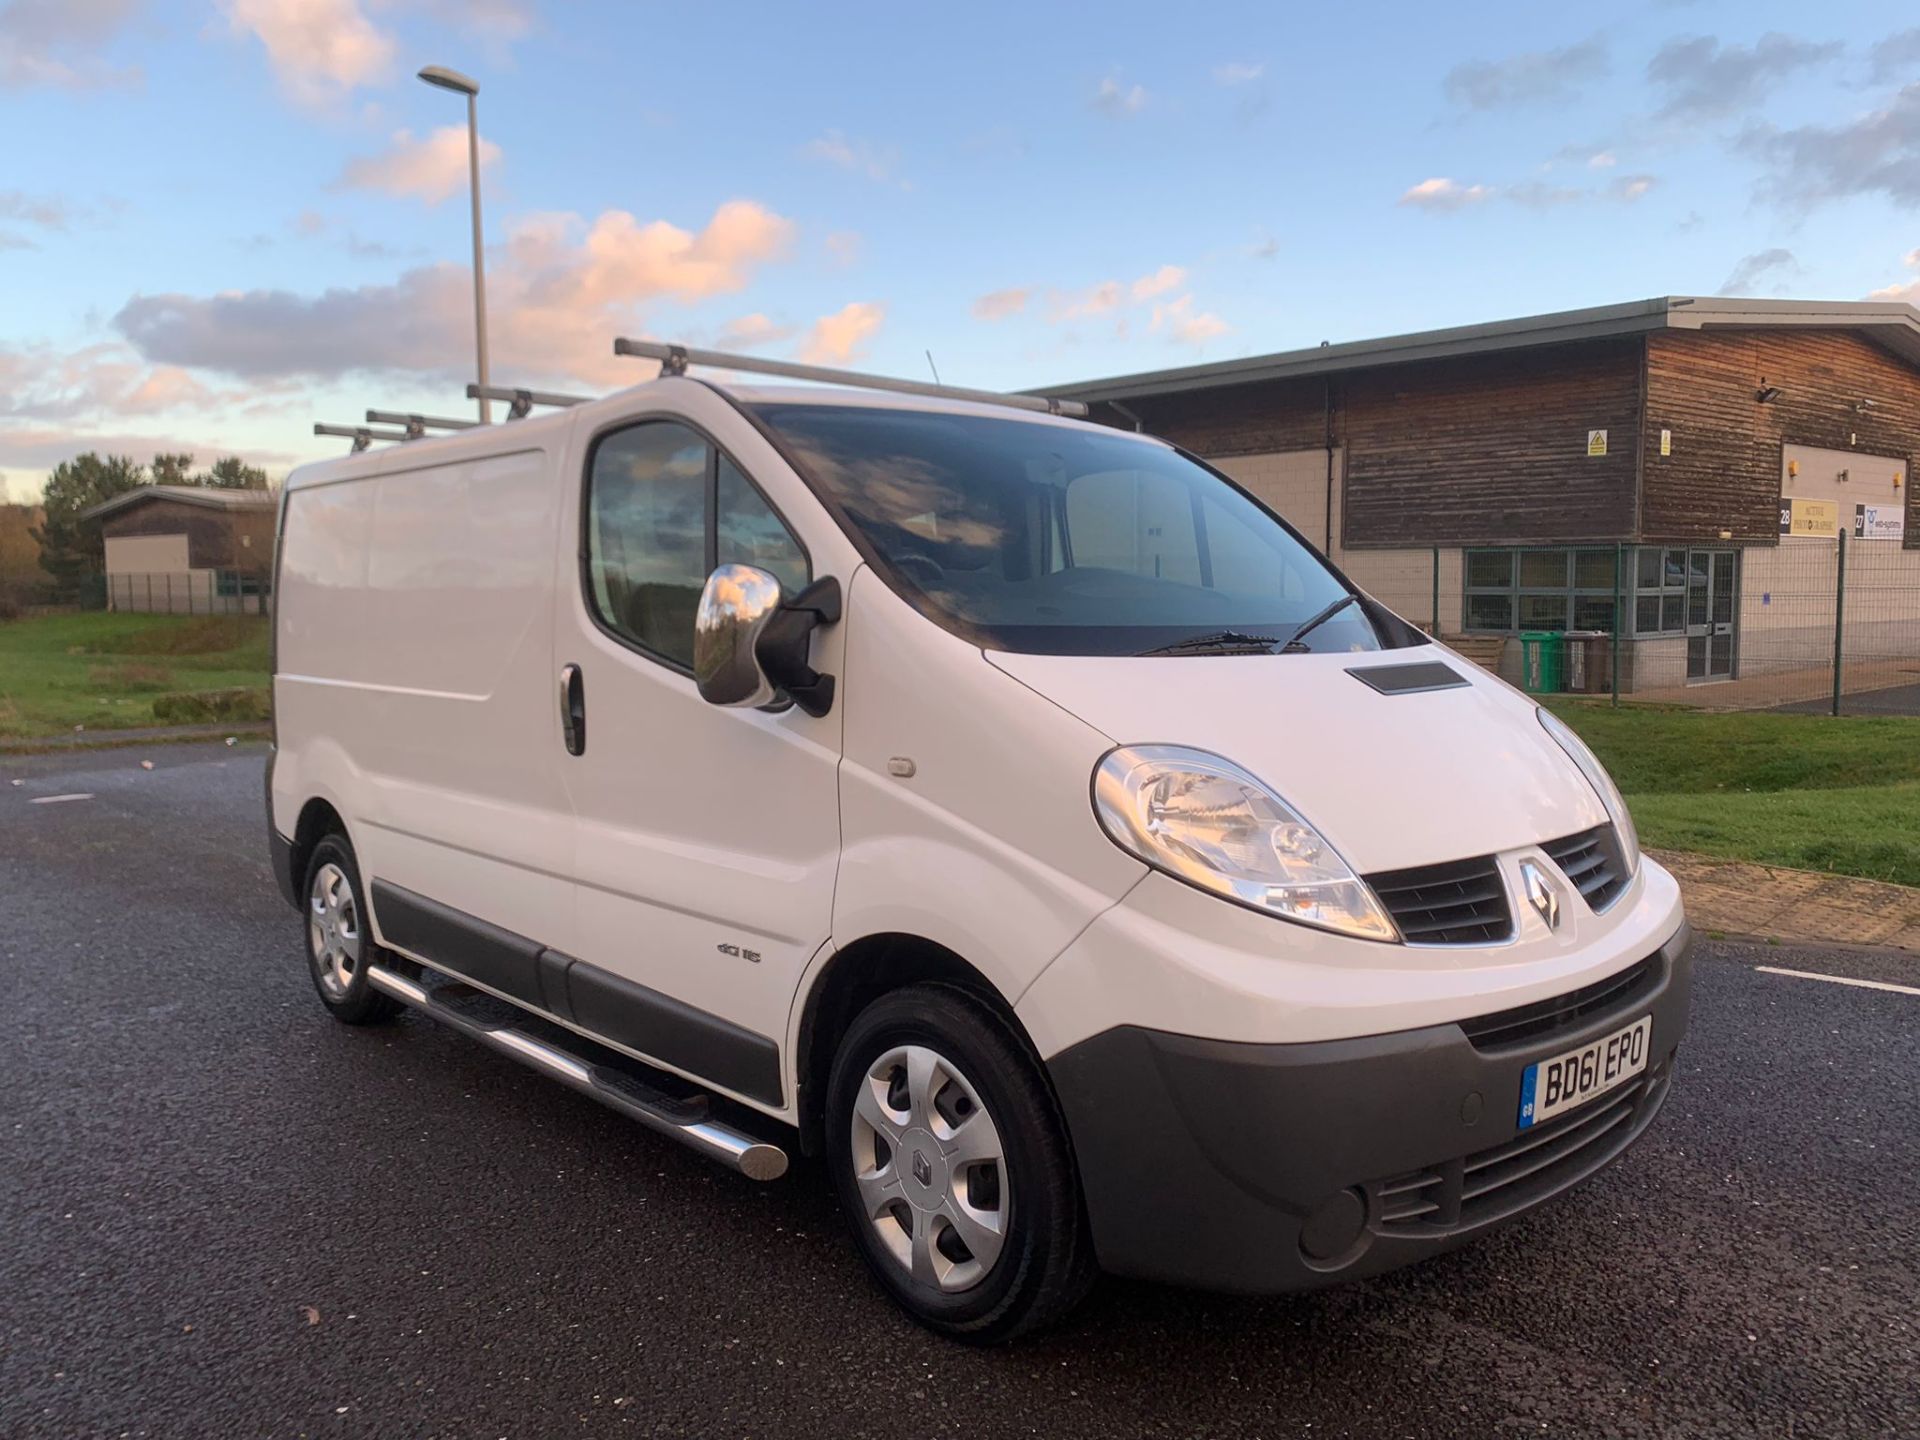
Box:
(1135, 630, 1282, 657)
(1276, 593, 1358, 653)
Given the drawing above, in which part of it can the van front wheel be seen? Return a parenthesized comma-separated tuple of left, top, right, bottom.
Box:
(826, 983, 1095, 1342)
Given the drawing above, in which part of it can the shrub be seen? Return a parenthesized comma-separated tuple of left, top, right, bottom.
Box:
(0, 593, 20, 622)
(151, 687, 272, 724)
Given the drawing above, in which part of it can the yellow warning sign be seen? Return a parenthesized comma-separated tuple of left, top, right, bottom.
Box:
(1587, 429, 1608, 457)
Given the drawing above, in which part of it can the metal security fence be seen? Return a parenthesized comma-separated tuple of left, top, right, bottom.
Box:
(106, 570, 271, 616)
(1348, 539, 1920, 716)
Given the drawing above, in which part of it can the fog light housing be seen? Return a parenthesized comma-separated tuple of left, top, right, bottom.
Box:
(1299, 1187, 1368, 1263)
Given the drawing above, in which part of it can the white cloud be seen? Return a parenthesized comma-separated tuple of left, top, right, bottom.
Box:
(1647, 33, 1840, 119)
(824, 230, 862, 267)
(972, 287, 1030, 321)
(805, 130, 901, 185)
(1444, 36, 1607, 110)
(799, 301, 886, 365)
(717, 313, 795, 350)
(0, 341, 261, 430)
(1151, 294, 1228, 347)
(220, 0, 395, 106)
(1399, 177, 1495, 211)
(1718, 247, 1798, 296)
(337, 127, 502, 205)
(0, 0, 141, 91)
(1609, 173, 1656, 201)
(114, 199, 799, 389)
(1867, 247, 1920, 304)
(1091, 72, 1148, 116)
(1588, 150, 1618, 169)
(1213, 61, 1263, 85)
(1129, 264, 1186, 301)
(0, 426, 299, 487)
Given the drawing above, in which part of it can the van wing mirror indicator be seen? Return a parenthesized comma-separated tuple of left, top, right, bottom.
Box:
(693, 565, 841, 718)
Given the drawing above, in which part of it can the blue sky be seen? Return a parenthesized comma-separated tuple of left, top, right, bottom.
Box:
(2, 0, 1918, 498)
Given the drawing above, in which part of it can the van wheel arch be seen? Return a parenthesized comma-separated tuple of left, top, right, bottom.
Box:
(289, 798, 349, 902)
(796, 934, 1040, 1157)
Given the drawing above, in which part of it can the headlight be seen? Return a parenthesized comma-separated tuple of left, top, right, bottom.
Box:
(1537, 708, 1639, 873)
(1092, 745, 1398, 942)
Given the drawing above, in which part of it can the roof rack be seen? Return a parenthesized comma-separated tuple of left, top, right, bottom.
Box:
(366, 409, 480, 438)
(315, 422, 409, 453)
(612, 338, 1090, 418)
(466, 383, 591, 420)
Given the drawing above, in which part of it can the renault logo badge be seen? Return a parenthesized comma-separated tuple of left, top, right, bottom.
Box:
(1519, 859, 1561, 932)
(912, 1149, 933, 1187)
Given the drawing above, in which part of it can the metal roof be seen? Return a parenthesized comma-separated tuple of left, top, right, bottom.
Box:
(1037, 296, 1920, 403)
(81, 484, 277, 521)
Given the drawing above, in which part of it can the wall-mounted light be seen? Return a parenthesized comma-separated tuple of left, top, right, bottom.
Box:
(1756, 385, 1782, 404)
(1856, 398, 1877, 412)
(1788, 459, 1800, 478)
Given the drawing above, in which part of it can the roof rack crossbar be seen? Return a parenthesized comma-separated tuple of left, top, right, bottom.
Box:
(315, 422, 410, 453)
(612, 338, 1090, 418)
(366, 409, 480, 439)
(466, 383, 590, 420)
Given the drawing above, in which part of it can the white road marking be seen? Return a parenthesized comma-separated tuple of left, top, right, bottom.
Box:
(28, 793, 95, 805)
(1756, 965, 1920, 998)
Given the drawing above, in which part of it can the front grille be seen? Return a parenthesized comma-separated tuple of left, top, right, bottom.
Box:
(1541, 824, 1629, 912)
(1366, 854, 1513, 945)
(1459, 952, 1662, 1051)
(1375, 1062, 1668, 1235)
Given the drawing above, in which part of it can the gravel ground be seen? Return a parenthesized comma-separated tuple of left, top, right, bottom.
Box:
(2, 741, 1915, 1439)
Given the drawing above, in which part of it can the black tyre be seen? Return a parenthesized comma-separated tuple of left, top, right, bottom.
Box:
(826, 982, 1096, 1343)
(302, 835, 400, 1026)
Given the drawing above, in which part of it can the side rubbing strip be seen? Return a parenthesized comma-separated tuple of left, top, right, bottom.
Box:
(369, 880, 544, 1008)
(565, 962, 784, 1108)
(1347, 662, 1470, 695)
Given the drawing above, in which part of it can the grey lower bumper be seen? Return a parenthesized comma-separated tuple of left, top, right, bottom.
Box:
(1047, 923, 1693, 1293)
(265, 747, 299, 910)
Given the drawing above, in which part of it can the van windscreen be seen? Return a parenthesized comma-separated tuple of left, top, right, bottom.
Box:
(749, 402, 1407, 657)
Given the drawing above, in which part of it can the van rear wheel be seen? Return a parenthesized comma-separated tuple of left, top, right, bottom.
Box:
(826, 983, 1095, 1343)
(302, 835, 400, 1026)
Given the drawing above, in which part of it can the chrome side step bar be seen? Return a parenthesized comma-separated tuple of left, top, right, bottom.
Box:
(366, 964, 789, 1182)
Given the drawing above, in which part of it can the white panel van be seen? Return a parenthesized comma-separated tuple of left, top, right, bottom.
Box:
(267, 369, 1690, 1341)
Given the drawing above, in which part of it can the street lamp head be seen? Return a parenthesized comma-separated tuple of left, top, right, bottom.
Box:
(418, 64, 478, 96)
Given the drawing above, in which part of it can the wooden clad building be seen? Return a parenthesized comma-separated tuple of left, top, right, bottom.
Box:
(83, 485, 277, 614)
(1042, 297, 1920, 690)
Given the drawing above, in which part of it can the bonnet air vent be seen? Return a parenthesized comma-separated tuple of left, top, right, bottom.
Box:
(1347, 662, 1470, 695)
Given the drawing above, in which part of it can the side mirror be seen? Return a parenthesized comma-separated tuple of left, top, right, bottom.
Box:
(693, 564, 841, 716)
(694, 563, 783, 708)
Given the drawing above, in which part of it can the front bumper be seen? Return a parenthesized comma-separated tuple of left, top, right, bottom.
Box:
(1048, 921, 1692, 1292)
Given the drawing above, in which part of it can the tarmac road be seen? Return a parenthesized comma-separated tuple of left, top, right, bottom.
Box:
(2, 741, 1915, 1439)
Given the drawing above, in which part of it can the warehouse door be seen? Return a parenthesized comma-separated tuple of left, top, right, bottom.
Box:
(1685, 549, 1737, 681)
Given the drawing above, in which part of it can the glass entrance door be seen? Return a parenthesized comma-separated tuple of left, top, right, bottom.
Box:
(1685, 548, 1737, 681)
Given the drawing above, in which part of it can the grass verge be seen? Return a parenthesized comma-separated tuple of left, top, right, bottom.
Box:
(1550, 700, 1920, 888)
(0, 612, 269, 739)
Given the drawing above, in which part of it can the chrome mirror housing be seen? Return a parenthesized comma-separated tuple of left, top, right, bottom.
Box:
(694, 563, 784, 708)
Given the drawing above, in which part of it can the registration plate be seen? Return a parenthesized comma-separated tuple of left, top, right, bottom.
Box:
(1518, 1015, 1651, 1129)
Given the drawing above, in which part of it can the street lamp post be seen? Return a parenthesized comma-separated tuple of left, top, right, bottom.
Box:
(418, 65, 492, 423)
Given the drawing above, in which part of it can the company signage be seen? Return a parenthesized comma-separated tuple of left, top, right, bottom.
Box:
(1779, 498, 1840, 537)
(1854, 504, 1907, 541)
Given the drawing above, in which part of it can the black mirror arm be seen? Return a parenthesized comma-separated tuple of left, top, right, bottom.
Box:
(754, 575, 842, 718)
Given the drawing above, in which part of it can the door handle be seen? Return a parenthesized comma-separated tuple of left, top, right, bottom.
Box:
(559, 663, 586, 756)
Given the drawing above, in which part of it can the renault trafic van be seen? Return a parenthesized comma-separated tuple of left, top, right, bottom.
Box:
(267, 352, 1690, 1342)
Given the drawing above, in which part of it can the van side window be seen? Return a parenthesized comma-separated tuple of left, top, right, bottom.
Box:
(717, 456, 809, 596)
(587, 422, 810, 671)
